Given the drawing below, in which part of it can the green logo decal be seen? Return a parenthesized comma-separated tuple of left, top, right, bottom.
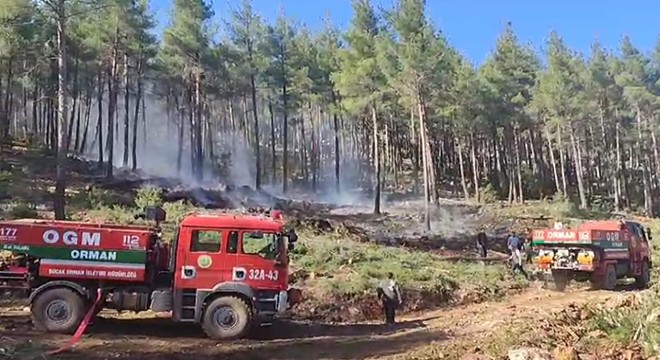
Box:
(197, 255, 212, 269)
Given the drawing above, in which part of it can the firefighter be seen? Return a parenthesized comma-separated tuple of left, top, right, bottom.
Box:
(507, 232, 528, 279)
(523, 231, 534, 264)
(377, 272, 402, 326)
(476, 231, 488, 258)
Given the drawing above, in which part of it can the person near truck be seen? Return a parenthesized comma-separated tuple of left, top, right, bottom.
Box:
(377, 272, 402, 326)
(476, 231, 488, 258)
(507, 232, 528, 279)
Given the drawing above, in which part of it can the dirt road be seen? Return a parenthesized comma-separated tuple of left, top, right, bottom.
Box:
(0, 285, 624, 360)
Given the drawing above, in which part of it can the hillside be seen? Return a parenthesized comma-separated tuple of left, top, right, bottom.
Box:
(1, 148, 660, 359)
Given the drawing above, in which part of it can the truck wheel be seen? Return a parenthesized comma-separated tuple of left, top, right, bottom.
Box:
(552, 272, 570, 292)
(202, 296, 251, 340)
(600, 265, 617, 291)
(31, 287, 86, 334)
(635, 260, 651, 289)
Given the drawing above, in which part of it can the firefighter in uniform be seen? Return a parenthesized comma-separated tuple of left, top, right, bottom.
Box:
(377, 272, 402, 326)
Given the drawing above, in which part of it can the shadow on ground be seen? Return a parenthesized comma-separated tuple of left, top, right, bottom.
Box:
(0, 313, 448, 360)
(85, 315, 433, 341)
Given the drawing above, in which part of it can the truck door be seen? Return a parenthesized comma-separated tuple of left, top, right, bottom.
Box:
(638, 225, 650, 258)
(223, 230, 241, 279)
(234, 230, 284, 290)
(632, 223, 650, 260)
(177, 227, 230, 290)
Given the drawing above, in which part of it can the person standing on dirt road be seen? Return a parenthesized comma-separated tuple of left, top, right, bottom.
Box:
(377, 272, 402, 326)
(507, 232, 528, 279)
(476, 231, 488, 258)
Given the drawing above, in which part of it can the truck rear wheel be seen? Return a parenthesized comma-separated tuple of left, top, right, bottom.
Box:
(635, 260, 651, 289)
(552, 271, 571, 292)
(598, 265, 617, 291)
(202, 296, 251, 340)
(31, 287, 86, 334)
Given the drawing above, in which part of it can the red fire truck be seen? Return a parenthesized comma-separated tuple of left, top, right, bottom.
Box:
(0, 207, 302, 340)
(531, 220, 652, 291)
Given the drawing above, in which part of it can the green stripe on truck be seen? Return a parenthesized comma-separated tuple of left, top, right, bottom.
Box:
(1, 244, 146, 264)
(531, 240, 628, 249)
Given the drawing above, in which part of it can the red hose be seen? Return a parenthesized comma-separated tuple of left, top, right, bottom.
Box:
(46, 289, 103, 356)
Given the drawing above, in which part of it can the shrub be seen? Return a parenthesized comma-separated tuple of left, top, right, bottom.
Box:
(134, 186, 163, 210)
(7, 201, 38, 219)
(480, 184, 499, 204)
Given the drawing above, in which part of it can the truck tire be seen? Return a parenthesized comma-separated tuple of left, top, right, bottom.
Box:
(31, 287, 86, 334)
(552, 272, 570, 292)
(600, 265, 617, 291)
(635, 260, 651, 289)
(201, 296, 251, 340)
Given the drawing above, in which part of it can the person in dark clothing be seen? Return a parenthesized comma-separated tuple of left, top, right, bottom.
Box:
(507, 232, 528, 279)
(476, 232, 488, 258)
(377, 272, 402, 325)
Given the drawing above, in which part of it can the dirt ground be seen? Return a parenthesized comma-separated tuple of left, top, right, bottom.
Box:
(0, 284, 624, 360)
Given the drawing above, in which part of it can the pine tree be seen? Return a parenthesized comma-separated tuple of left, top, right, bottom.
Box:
(334, 0, 386, 215)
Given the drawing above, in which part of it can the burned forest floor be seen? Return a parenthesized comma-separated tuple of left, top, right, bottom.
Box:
(2, 146, 660, 359)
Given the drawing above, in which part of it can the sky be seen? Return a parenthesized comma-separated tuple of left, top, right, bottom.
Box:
(149, 0, 660, 66)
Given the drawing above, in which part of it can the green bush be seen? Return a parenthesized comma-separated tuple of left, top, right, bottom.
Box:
(479, 184, 499, 204)
(290, 230, 511, 297)
(7, 201, 38, 219)
(70, 187, 121, 210)
(134, 186, 163, 210)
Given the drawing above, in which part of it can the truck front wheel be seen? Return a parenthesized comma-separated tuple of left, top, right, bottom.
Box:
(635, 260, 651, 289)
(31, 287, 86, 334)
(202, 296, 251, 340)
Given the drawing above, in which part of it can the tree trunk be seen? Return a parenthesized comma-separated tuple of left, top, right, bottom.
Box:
(268, 96, 276, 183)
(614, 118, 622, 211)
(417, 97, 431, 231)
(457, 137, 470, 200)
(122, 53, 130, 167)
(105, 34, 119, 178)
(331, 91, 340, 194)
(96, 71, 104, 167)
(53, 0, 67, 220)
(282, 80, 289, 193)
(194, 73, 203, 180)
(569, 126, 588, 209)
(545, 127, 561, 196)
(250, 72, 260, 189)
(470, 133, 479, 201)
(557, 128, 568, 196)
(131, 57, 142, 171)
(372, 105, 381, 215)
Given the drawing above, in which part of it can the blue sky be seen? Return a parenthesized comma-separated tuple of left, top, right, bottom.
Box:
(149, 0, 660, 65)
